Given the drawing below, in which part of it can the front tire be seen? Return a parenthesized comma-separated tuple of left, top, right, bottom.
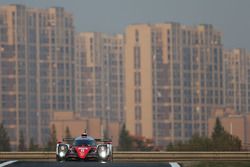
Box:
(56, 155, 65, 162)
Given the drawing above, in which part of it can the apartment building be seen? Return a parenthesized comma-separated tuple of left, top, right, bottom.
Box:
(224, 48, 250, 113)
(75, 32, 124, 138)
(125, 23, 224, 146)
(0, 4, 75, 150)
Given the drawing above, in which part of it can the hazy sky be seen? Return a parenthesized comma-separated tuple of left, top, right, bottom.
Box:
(0, 0, 249, 50)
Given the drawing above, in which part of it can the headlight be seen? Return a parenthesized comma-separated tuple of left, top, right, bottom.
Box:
(98, 145, 108, 159)
(60, 145, 66, 151)
(58, 144, 68, 158)
(99, 150, 107, 158)
(59, 151, 66, 157)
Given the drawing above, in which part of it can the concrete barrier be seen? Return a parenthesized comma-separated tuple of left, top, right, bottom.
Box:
(0, 152, 250, 161)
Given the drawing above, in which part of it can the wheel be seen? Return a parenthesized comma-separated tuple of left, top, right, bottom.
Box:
(56, 155, 65, 162)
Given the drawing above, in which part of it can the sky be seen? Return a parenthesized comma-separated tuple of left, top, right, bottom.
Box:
(0, 0, 249, 50)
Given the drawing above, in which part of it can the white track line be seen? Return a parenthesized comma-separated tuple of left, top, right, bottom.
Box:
(169, 162, 181, 167)
(0, 160, 18, 167)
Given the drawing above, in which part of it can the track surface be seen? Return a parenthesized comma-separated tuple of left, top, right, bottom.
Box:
(1, 161, 180, 167)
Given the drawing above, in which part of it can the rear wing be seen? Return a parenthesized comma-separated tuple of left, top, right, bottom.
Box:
(95, 138, 112, 143)
(63, 137, 74, 143)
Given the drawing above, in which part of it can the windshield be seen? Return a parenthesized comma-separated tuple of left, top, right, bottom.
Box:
(73, 139, 96, 147)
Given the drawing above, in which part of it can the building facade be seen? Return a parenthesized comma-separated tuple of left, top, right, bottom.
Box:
(125, 23, 224, 146)
(224, 48, 250, 113)
(208, 107, 250, 149)
(0, 4, 75, 150)
(50, 111, 120, 147)
(75, 32, 124, 138)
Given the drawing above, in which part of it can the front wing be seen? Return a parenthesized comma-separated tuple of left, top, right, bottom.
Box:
(56, 144, 113, 161)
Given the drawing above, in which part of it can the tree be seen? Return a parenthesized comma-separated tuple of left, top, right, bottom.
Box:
(187, 133, 212, 151)
(65, 126, 71, 138)
(211, 117, 227, 150)
(29, 138, 39, 151)
(0, 123, 11, 151)
(166, 135, 213, 151)
(47, 124, 57, 151)
(230, 135, 241, 151)
(211, 117, 241, 151)
(18, 130, 26, 151)
(118, 124, 133, 151)
(167, 141, 185, 151)
(132, 136, 154, 151)
(212, 117, 226, 141)
(29, 138, 35, 151)
(165, 118, 242, 151)
(166, 142, 174, 151)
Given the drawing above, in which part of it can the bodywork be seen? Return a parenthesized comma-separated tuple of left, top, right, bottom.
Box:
(56, 134, 112, 161)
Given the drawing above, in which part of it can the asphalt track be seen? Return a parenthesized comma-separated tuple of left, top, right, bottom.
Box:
(0, 161, 182, 167)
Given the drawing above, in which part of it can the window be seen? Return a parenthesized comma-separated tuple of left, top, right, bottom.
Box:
(134, 46, 141, 69)
(135, 105, 141, 120)
(135, 30, 139, 42)
(135, 123, 142, 136)
(134, 72, 141, 86)
(135, 89, 141, 103)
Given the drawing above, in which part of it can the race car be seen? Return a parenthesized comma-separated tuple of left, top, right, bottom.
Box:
(56, 132, 113, 162)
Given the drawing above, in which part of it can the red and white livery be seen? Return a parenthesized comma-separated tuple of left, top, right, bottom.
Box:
(56, 132, 112, 162)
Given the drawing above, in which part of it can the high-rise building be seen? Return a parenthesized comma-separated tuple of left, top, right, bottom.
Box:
(124, 23, 224, 146)
(224, 48, 250, 113)
(0, 4, 75, 150)
(75, 32, 124, 137)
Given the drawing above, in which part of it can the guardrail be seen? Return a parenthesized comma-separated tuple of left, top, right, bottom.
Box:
(114, 152, 250, 162)
(0, 152, 250, 161)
